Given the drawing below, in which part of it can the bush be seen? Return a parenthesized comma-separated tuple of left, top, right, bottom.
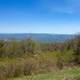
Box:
(56, 57, 64, 70)
(0, 64, 8, 80)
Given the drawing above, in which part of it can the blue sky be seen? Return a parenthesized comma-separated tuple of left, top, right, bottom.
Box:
(0, 0, 80, 34)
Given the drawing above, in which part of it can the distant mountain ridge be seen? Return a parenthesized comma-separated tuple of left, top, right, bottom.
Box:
(0, 33, 73, 42)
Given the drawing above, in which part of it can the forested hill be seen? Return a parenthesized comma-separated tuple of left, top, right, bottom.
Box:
(0, 33, 73, 42)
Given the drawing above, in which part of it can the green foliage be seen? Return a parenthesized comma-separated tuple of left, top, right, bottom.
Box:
(8, 67, 80, 80)
(0, 35, 79, 80)
(72, 35, 80, 65)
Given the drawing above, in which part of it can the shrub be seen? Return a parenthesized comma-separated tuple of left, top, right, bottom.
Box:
(0, 64, 7, 80)
(56, 57, 64, 70)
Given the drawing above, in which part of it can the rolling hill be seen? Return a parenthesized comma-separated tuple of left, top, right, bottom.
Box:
(0, 33, 73, 42)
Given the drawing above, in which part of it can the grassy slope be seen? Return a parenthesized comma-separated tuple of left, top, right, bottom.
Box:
(9, 67, 80, 80)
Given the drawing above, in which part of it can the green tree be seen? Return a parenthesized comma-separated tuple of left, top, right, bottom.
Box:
(73, 34, 80, 65)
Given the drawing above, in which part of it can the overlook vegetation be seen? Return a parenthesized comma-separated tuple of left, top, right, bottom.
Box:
(0, 34, 79, 80)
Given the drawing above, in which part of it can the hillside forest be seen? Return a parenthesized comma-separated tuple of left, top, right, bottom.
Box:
(0, 35, 80, 80)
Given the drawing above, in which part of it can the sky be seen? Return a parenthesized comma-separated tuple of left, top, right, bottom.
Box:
(0, 0, 80, 34)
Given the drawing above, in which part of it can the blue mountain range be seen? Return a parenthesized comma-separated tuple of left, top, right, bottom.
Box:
(0, 33, 73, 42)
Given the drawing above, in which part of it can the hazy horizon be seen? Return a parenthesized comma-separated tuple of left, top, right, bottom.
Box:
(0, 32, 76, 35)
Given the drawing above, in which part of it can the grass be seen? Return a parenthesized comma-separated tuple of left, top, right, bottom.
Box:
(8, 66, 80, 80)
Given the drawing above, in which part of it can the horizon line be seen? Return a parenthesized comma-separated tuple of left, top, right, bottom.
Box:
(0, 32, 77, 35)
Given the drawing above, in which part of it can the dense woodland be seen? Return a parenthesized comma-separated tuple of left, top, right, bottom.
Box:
(0, 34, 80, 80)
